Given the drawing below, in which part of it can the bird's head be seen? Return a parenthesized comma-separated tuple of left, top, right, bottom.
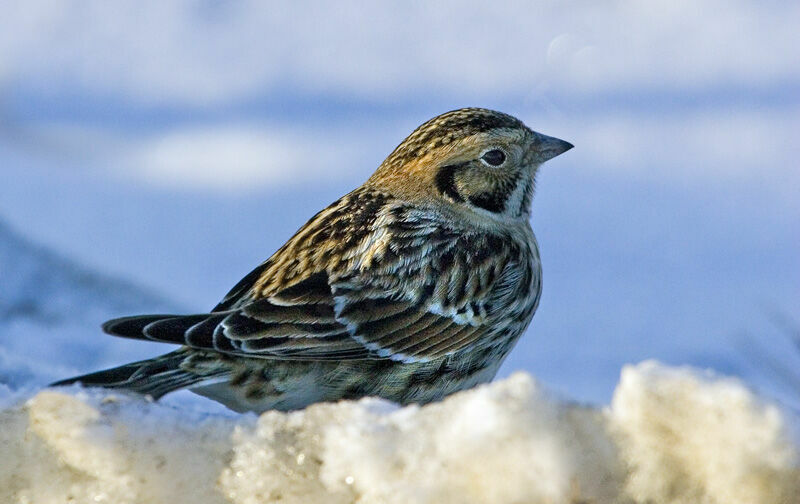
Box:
(368, 108, 572, 224)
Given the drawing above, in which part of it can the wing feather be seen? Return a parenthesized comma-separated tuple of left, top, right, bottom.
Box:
(407, 325, 483, 357)
(388, 318, 463, 353)
(362, 312, 451, 349)
(101, 197, 532, 363)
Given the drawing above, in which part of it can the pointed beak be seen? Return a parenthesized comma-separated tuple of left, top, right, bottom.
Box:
(532, 132, 574, 163)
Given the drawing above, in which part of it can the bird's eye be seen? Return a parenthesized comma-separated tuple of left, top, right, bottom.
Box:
(481, 149, 506, 167)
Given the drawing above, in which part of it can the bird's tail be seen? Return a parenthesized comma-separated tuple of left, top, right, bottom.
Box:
(50, 350, 224, 400)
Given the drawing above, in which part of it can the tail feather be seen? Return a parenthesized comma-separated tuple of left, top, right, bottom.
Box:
(50, 350, 226, 399)
(103, 314, 199, 340)
(101, 313, 228, 347)
(102, 315, 173, 338)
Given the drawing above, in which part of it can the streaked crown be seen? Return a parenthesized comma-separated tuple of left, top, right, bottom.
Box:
(367, 108, 572, 221)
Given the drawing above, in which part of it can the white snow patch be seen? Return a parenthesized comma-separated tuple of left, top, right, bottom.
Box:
(560, 105, 800, 182)
(1, 1, 797, 104)
(14, 101, 800, 196)
(611, 362, 800, 504)
(0, 219, 173, 390)
(2, 362, 798, 504)
(21, 121, 371, 192)
(127, 124, 362, 191)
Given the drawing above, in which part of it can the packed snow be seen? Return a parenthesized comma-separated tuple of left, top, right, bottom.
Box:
(0, 363, 798, 504)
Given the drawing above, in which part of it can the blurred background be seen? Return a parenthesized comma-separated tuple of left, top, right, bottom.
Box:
(0, 1, 798, 407)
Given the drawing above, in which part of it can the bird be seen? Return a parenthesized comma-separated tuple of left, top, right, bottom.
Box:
(51, 108, 573, 413)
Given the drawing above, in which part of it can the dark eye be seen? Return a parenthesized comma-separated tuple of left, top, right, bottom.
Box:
(481, 149, 506, 166)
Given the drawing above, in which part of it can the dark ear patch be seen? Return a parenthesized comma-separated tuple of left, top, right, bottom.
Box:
(469, 191, 506, 213)
(434, 163, 467, 202)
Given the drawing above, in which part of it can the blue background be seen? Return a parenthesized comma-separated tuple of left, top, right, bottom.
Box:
(1, 1, 798, 406)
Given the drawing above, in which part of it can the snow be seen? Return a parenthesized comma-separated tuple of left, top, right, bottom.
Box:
(0, 219, 174, 398)
(1, 363, 798, 504)
(612, 363, 800, 504)
(1, 2, 798, 104)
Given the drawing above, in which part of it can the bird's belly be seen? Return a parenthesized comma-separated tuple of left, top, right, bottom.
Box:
(190, 370, 334, 413)
(188, 350, 509, 413)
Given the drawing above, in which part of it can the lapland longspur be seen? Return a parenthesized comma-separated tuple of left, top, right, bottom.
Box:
(53, 108, 572, 412)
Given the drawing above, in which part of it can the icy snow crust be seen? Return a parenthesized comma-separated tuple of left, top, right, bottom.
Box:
(2, 362, 798, 504)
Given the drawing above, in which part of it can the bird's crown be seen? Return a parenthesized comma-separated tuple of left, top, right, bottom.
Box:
(368, 108, 572, 222)
(379, 108, 528, 171)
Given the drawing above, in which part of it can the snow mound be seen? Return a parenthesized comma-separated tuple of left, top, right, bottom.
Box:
(2, 361, 798, 504)
(612, 363, 800, 504)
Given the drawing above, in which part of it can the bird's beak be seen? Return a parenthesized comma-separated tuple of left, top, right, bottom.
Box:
(532, 132, 574, 163)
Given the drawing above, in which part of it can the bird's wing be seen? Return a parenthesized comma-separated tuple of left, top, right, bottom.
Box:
(104, 201, 532, 362)
(104, 271, 370, 360)
(327, 233, 528, 362)
(210, 189, 389, 313)
(104, 246, 525, 362)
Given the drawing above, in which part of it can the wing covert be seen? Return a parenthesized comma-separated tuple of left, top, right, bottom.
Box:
(142, 198, 532, 363)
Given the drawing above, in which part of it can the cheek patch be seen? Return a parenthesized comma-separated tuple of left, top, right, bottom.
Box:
(465, 169, 520, 214)
(468, 192, 506, 213)
(434, 162, 468, 202)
